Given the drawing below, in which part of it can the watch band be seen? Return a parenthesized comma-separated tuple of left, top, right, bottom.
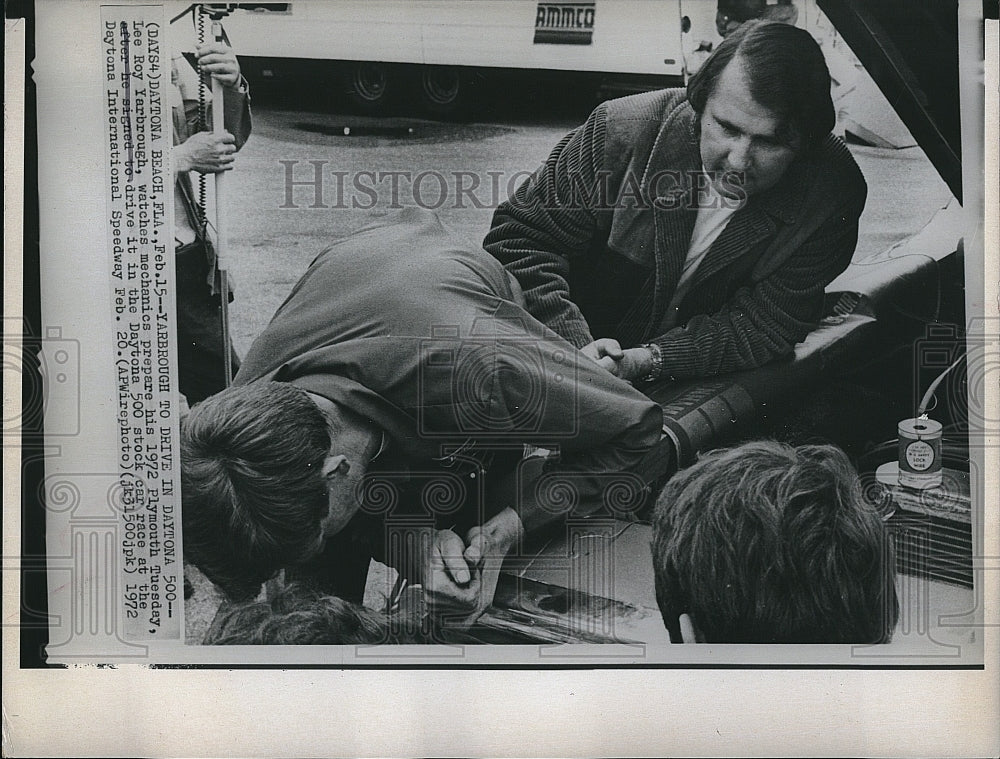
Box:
(640, 342, 664, 383)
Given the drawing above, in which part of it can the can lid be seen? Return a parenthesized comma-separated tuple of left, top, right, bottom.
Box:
(898, 417, 943, 437)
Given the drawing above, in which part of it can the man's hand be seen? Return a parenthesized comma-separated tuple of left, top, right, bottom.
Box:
(173, 131, 237, 174)
(581, 338, 653, 382)
(422, 529, 480, 614)
(457, 508, 524, 625)
(616, 347, 654, 383)
(463, 508, 523, 570)
(422, 510, 524, 629)
(195, 42, 242, 89)
(581, 338, 624, 374)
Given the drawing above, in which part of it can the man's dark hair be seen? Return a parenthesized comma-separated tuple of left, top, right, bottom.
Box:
(651, 441, 899, 643)
(181, 382, 332, 601)
(203, 583, 425, 645)
(687, 19, 835, 148)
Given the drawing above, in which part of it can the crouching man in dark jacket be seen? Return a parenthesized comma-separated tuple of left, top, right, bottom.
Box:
(181, 208, 663, 627)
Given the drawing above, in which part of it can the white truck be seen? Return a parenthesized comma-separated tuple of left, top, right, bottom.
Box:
(215, 0, 723, 115)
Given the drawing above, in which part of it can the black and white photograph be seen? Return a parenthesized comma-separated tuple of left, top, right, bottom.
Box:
(6, 0, 998, 754)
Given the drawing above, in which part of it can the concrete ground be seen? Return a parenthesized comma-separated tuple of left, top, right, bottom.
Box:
(184, 86, 954, 644)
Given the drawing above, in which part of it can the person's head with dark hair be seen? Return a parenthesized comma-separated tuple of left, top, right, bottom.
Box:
(181, 382, 375, 601)
(651, 440, 899, 644)
(687, 20, 835, 199)
(203, 583, 426, 645)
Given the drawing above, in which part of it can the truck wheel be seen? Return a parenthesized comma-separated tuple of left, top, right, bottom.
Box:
(345, 61, 394, 112)
(417, 65, 465, 117)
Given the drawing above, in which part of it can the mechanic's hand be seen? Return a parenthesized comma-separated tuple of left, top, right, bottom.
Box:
(615, 347, 655, 383)
(456, 508, 524, 626)
(581, 338, 624, 375)
(463, 508, 523, 569)
(422, 529, 480, 615)
(422, 510, 524, 629)
(174, 130, 237, 174)
(195, 41, 242, 88)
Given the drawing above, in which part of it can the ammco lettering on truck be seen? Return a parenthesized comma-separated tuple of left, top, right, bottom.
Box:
(534, 1, 596, 44)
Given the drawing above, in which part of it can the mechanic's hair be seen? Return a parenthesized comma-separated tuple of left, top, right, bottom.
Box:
(651, 440, 899, 643)
(181, 382, 332, 602)
(203, 583, 426, 645)
(687, 19, 835, 148)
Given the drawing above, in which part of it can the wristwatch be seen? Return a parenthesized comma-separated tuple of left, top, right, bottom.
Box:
(640, 342, 664, 383)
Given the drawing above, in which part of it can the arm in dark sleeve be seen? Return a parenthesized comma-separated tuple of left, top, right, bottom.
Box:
(221, 76, 252, 149)
(483, 104, 613, 349)
(647, 195, 865, 380)
(181, 77, 252, 150)
(485, 327, 663, 531)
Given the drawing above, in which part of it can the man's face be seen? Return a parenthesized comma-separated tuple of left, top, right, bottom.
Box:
(300, 453, 365, 562)
(320, 456, 364, 539)
(699, 59, 800, 201)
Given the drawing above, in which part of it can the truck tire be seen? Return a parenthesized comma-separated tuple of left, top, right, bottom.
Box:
(416, 65, 465, 118)
(345, 61, 395, 112)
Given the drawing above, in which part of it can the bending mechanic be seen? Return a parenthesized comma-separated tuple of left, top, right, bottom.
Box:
(181, 208, 663, 622)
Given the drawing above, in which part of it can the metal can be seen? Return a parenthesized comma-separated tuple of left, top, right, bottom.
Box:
(897, 417, 943, 489)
